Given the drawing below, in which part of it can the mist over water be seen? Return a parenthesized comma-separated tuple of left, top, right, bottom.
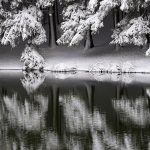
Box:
(0, 71, 150, 150)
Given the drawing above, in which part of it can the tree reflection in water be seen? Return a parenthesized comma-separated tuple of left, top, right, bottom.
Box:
(0, 72, 150, 149)
(60, 93, 146, 150)
(113, 97, 150, 126)
(3, 94, 48, 130)
(21, 71, 45, 94)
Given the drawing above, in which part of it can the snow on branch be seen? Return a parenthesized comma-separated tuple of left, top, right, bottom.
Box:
(88, 0, 99, 12)
(21, 44, 45, 70)
(58, 0, 119, 46)
(0, 6, 46, 47)
(36, 0, 54, 8)
(57, 3, 87, 45)
(111, 17, 150, 46)
(120, 0, 134, 12)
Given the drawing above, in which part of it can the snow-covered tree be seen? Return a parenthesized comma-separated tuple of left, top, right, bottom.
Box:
(21, 70, 45, 94)
(20, 44, 45, 70)
(36, 0, 74, 48)
(0, 6, 46, 47)
(57, 0, 119, 50)
(111, 16, 150, 46)
(0, 0, 77, 49)
(57, 0, 150, 53)
(110, 0, 150, 53)
(57, 0, 96, 50)
(0, 0, 55, 48)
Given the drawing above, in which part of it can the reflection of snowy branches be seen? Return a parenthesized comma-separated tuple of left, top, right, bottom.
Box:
(92, 73, 134, 84)
(0, 88, 149, 149)
(59, 94, 105, 133)
(60, 95, 89, 132)
(60, 93, 142, 150)
(3, 93, 48, 130)
(0, 92, 60, 150)
(21, 70, 45, 94)
(59, 94, 107, 150)
(146, 88, 150, 97)
(42, 131, 59, 150)
(112, 97, 150, 126)
(0, 129, 59, 150)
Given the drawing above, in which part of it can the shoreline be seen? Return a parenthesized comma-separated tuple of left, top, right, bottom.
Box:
(1, 70, 150, 85)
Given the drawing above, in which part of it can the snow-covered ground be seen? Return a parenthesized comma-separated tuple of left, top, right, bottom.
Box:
(41, 44, 150, 73)
(0, 44, 150, 73)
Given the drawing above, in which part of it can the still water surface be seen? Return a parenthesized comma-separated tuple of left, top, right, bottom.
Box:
(0, 71, 150, 150)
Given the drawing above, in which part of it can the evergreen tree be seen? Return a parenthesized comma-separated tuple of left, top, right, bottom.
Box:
(57, 0, 97, 50)
(0, 0, 47, 47)
(109, 0, 150, 54)
(57, 0, 119, 50)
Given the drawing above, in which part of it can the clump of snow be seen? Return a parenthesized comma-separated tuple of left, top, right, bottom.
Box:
(52, 63, 77, 72)
(20, 44, 45, 70)
(109, 61, 134, 73)
(109, 62, 134, 73)
(121, 61, 134, 73)
(88, 62, 106, 72)
(21, 70, 45, 94)
(88, 61, 134, 73)
(145, 47, 150, 56)
(109, 63, 121, 72)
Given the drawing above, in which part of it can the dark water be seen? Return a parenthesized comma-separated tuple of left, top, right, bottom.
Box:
(0, 71, 150, 150)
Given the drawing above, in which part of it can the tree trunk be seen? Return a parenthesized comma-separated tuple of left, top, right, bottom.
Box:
(146, 34, 150, 48)
(139, 5, 144, 16)
(84, 28, 94, 51)
(113, 7, 120, 28)
(113, 7, 120, 50)
(54, 0, 59, 25)
(43, 10, 48, 25)
(49, 5, 57, 48)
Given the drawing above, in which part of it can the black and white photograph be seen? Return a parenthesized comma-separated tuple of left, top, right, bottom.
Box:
(0, 0, 150, 149)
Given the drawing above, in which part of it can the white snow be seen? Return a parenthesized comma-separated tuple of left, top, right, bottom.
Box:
(1, 43, 150, 74)
(21, 45, 45, 70)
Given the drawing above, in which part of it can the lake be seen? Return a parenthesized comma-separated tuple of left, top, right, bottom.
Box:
(0, 71, 150, 150)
